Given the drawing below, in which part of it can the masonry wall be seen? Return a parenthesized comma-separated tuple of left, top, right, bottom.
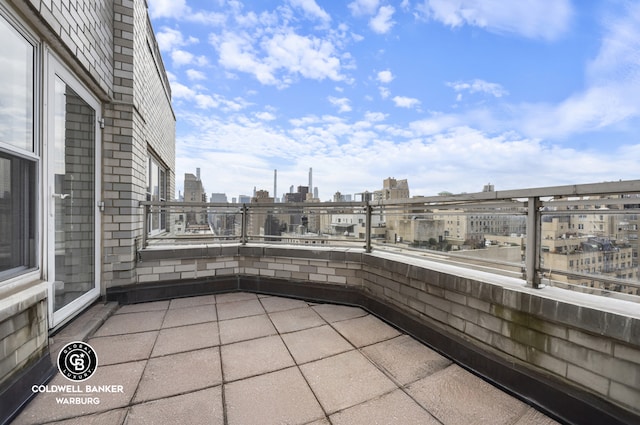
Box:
(102, 0, 175, 289)
(134, 245, 640, 418)
(0, 0, 114, 412)
(360, 253, 640, 416)
(0, 284, 48, 390)
(1, 1, 174, 420)
(10, 0, 114, 99)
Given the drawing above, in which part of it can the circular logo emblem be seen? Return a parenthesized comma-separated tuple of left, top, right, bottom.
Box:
(57, 341, 98, 382)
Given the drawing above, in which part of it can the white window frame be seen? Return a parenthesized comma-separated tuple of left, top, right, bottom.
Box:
(147, 152, 168, 235)
(0, 5, 41, 288)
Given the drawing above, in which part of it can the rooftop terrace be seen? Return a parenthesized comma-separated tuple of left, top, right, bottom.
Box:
(6, 180, 640, 425)
(14, 292, 559, 425)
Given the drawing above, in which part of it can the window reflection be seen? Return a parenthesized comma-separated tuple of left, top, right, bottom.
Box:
(0, 153, 36, 278)
(0, 15, 34, 152)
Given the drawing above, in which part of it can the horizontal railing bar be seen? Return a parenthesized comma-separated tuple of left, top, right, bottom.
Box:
(541, 209, 640, 216)
(541, 267, 640, 290)
(139, 179, 640, 299)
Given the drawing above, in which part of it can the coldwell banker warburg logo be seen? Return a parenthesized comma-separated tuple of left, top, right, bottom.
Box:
(30, 341, 125, 406)
(57, 341, 98, 381)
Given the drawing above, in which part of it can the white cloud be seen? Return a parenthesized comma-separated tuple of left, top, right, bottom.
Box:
(587, 3, 640, 86)
(410, 113, 461, 135)
(379, 86, 391, 99)
(148, 0, 225, 24)
(377, 69, 394, 83)
(170, 81, 197, 99)
(328, 96, 352, 113)
(148, 0, 189, 19)
(186, 69, 206, 81)
(213, 32, 277, 85)
(370, 6, 396, 34)
(418, 0, 573, 41)
(171, 50, 194, 67)
(447, 79, 509, 98)
(169, 78, 251, 112)
(519, 85, 639, 139)
(288, 0, 331, 23)
(256, 111, 277, 121)
(514, 3, 640, 138)
(155, 27, 198, 52)
(364, 111, 386, 122)
(393, 96, 420, 108)
(194, 94, 218, 109)
(264, 32, 344, 82)
(175, 109, 640, 200)
(211, 29, 345, 87)
(171, 50, 208, 68)
(348, 0, 380, 17)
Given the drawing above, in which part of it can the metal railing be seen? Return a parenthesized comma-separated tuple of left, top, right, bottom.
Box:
(140, 179, 640, 299)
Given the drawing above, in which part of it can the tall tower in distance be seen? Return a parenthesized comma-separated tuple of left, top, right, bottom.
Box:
(274, 169, 278, 202)
(309, 167, 313, 196)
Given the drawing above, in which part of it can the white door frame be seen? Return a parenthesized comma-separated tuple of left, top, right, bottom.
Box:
(45, 50, 102, 329)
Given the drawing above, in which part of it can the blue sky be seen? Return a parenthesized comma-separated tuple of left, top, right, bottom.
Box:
(148, 0, 640, 201)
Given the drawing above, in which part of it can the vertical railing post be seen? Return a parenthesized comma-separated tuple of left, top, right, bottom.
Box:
(241, 204, 248, 245)
(365, 201, 372, 253)
(525, 197, 542, 288)
(142, 203, 149, 248)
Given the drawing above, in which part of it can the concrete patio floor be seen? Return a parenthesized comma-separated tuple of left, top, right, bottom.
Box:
(14, 292, 560, 424)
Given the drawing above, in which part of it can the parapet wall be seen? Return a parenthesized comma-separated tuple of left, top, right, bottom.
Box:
(130, 245, 640, 424)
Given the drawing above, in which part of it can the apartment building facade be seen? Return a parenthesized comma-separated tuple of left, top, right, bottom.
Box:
(0, 0, 175, 421)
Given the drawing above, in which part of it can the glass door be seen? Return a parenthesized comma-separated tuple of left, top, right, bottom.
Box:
(47, 55, 101, 328)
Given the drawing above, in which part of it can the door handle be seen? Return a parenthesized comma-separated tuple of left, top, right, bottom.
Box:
(53, 193, 71, 199)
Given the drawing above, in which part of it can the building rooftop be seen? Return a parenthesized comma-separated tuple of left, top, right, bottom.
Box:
(14, 292, 559, 425)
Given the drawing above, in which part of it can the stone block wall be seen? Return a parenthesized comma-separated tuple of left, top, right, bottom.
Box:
(11, 0, 114, 99)
(0, 284, 48, 389)
(360, 253, 640, 415)
(0, 1, 174, 422)
(134, 245, 640, 417)
(102, 0, 175, 289)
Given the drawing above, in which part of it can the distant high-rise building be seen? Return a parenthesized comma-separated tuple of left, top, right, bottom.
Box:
(285, 186, 309, 203)
(184, 170, 207, 225)
(210, 193, 228, 203)
(274, 169, 278, 201)
(356, 191, 373, 202)
(184, 171, 205, 202)
(333, 191, 351, 202)
(375, 177, 410, 201)
(238, 195, 251, 204)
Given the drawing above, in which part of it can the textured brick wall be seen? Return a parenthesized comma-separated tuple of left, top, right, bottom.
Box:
(135, 245, 640, 415)
(0, 285, 48, 389)
(102, 0, 175, 288)
(360, 252, 640, 415)
(11, 0, 114, 98)
(0, 1, 174, 416)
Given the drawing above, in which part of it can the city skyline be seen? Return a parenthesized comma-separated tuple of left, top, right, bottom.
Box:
(149, 0, 640, 201)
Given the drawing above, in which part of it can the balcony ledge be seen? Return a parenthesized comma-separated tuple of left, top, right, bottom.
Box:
(106, 243, 640, 425)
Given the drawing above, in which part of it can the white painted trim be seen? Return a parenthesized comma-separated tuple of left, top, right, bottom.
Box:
(45, 51, 102, 328)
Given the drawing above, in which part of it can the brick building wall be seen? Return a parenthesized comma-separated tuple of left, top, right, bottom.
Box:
(102, 0, 175, 288)
(0, 1, 175, 420)
(134, 246, 640, 417)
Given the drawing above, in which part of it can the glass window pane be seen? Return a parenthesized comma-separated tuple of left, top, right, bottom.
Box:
(0, 151, 36, 279)
(52, 79, 96, 311)
(0, 15, 34, 152)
